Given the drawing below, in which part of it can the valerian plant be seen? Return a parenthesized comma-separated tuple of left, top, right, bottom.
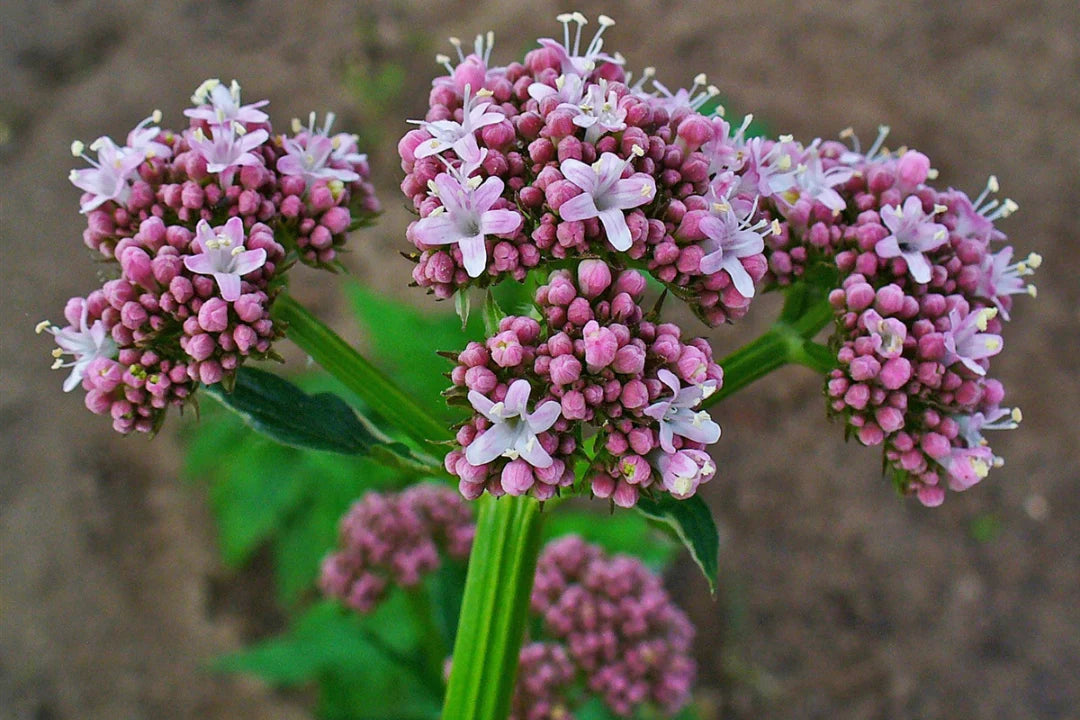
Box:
(42, 11, 1037, 720)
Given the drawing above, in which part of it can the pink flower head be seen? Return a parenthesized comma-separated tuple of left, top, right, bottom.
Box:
(38, 303, 118, 392)
(465, 380, 561, 468)
(413, 171, 522, 278)
(68, 137, 144, 213)
(655, 448, 716, 499)
(558, 149, 655, 251)
(942, 307, 1003, 376)
(184, 79, 269, 127)
(409, 85, 505, 161)
(183, 217, 267, 302)
(277, 134, 361, 188)
(538, 13, 622, 77)
(644, 369, 721, 453)
(698, 194, 768, 298)
(875, 195, 949, 284)
(185, 122, 269, 185)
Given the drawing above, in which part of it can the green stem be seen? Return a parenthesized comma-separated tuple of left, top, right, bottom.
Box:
(404, 585, 450, 690)
(703, 294, 836, 408)
(442, 495, 545, 720)
(272, 292, 452, 449)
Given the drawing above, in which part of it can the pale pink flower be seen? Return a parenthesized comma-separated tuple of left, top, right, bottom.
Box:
(183, 217, 267, 302)
(465, 380, 561, 468)
(558, 150, 655, 251)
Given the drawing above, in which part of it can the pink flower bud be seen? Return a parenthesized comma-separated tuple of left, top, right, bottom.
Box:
(897, 150, 931, 187)
(561, 390, 587, 420)
(613, 480, 639, 508)
(583, 321, 618, 370)
(567, 297, 593, 326)
(613, 344, 646, 376)
(501, 459, 535, 496)
(591, 473, 617, 498)
(489, 330, 524, 367)
(549, 354, 582, 386)
(199, 360, 224, 385)
(198, 297, 230, 333)
(613, 270, 647, 299)
(879, 357, 912, 390)
(185, 333, 216, 362)
(577, 260, 613, 299)
(465, 366, 497, 393)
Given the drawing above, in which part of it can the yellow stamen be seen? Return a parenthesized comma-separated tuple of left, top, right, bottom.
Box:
(35, 320, 52, 334)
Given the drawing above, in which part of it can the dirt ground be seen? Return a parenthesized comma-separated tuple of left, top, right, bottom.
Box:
(2, 1, 1077, 718)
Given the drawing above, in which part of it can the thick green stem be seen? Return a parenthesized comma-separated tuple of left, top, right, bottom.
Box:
(703, 294, 836, 408)
(442, 494, 545, 720)
(272, 292, 452, 448)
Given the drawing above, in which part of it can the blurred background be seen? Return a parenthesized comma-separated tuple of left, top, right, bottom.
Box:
(2, 1, 1078, 718)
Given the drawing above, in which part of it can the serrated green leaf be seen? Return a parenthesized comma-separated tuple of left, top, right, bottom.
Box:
(204, 367, 436, 473)
(635, 494, 719, 593)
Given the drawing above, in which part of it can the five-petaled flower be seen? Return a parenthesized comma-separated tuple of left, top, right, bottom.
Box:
(412, 171, 522, 278)
(410, 85, 504, 161)
(68, 137, 144, 213)
(184, 78, 269, 127)
(37, 303, 118, 392)
(183, 217, 267, 302)
(558, 150, 655, 252)
(698, 196, 769, 298)
(942, 307, 1003, 376)
(277, 134, 361, 189)
(186, 123, 269, 186)
(874, 195, 949, 284)
(644, 369, 721, 454)
(466, 380, 562, 468)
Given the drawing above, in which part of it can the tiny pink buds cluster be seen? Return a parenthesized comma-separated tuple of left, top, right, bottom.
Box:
(753, 125, 1037, 504)
(319, 484, 475, 613)
(41, 80, 379, 434)
(398, 14, 784, 326)
(528, 536, 696, 717)
(443, 261, 723, 507)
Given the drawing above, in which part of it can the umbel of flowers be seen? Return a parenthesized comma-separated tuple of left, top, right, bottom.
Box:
(745, 126, 1038, 505)
(321, 486, 696, 720)
(39, 79, 379, 434)
(442, 260, 723, 507)
(398, 13, 784, 327)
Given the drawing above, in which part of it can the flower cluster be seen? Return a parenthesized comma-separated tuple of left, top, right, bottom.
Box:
(40, 80, 379, 433)
(443, 260, 723, 507)
(750, 126, 1037, 504)
(528, 536, 696, 717)
(319, 484, 475, 613)
(398, 14, 784, 326)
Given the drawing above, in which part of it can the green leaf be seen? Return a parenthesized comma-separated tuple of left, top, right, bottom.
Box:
(454, 289, 471, 329)
(635, 494, 719, 593)
(481, 289, 506, 337)
(204, 366, 435, 472)
(344, 283, 476, 424)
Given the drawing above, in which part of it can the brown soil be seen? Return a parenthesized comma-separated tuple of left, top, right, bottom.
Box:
(2, 2, 1077, 718)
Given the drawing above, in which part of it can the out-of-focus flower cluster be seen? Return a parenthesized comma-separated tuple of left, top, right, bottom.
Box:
(748, 126, 1037, 504)
(398, 13, 785, 327)
(319, 484, 474, 613)
(320, 488, 696, 719)
(40, 79, 379, 434)
(523, 536, 695, 719)
(443, 260, 722, 507)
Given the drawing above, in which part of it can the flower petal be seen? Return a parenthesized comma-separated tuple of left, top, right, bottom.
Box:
(231, 248, 267, 276)
(480, 208, 522, 237)
(527, 400, 561, 434)
(468, 390, 500, 422)
(503, 379, 532, 416)
(557, 192, 599, 222)
(472, 176, 506, 212)
(213, 272, 242, 302)
(459, 233, 488, 278)
(465, 422, 518, 465)
(724, 256, 756, 298)
(516, 433, 553, 468)
(597, 207, 632, 251)
(607, 176, 655, 210)
(559, 158, 597, 192)
(184, 254, 217, 275)
(902, 250, 932, 284)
